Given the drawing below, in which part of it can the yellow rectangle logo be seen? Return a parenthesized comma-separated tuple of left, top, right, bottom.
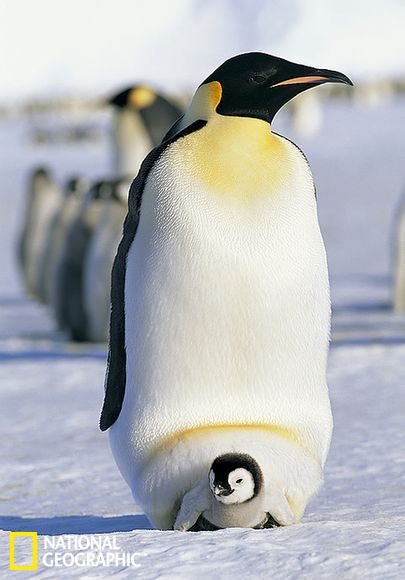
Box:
(9, 531, 38, 571)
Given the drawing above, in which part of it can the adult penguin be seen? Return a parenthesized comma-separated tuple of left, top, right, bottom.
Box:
(55, 180, 113, 341)
(100, 53, 352, 530)
(109, 85, 182, 176)
(83, 177, 131, 343)
(393, 191, 405, 312)
(18, 167, 62, 301)
(40, 177, 88, 306)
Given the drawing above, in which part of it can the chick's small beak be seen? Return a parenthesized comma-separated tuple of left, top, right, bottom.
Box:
(214, 486, 234, 497)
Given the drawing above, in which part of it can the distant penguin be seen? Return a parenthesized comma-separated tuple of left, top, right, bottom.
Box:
(100, 52, 352, 530)
(18, 167, 62, 300)
(55, 180, 113, 341)
(83, 177, 130, 342)
(109, 86, 182, 176)
(393, 194, 405, 312)
(288, 91, 323, 137)
(40, 177, 88, 306)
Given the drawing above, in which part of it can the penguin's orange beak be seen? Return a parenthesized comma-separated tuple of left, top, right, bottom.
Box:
(271, 69, 353, 88)
(272, 75, 330, 87)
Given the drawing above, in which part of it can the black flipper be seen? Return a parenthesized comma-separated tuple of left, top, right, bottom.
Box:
(100, 120, 207, 431)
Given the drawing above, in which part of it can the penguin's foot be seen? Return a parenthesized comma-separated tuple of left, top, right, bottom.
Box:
(188, 515, 221, 531)
(186, 513, 281, 532)
(173, 513, 202, 532)
(173, 502, 204, 532)
(256, 513, 281, 529)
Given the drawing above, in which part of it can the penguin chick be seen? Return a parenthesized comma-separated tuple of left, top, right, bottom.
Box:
(174, 453, 295, 531)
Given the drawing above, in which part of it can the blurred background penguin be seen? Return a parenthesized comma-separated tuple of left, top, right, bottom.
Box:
(109, 85, 183, 176)
(16, 84, 183, 342)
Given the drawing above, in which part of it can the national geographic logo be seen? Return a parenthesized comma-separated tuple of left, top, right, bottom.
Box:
(8, 532, 139, 570)
(9, 532, 38, 571)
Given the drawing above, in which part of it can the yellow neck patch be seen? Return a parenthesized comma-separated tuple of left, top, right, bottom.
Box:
(184, 81, 222, 121)
(129, 87, 156, 109)
(180, 82, 290, 201)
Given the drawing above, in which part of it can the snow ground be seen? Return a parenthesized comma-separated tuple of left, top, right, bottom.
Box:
(1, 98, 405, 578)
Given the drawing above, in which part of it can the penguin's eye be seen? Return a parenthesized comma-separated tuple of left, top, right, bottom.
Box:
(250, 74, 267, 85)
(236, 478, 243, 484)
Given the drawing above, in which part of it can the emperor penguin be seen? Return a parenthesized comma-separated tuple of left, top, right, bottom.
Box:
(100, 52, 352, 530)
(55, 180, 113, 341)
(109, 86, 182, 176)
(393, 192, 405, 312)
(83, 177, 131, 342)
(18, 167, 63, 301)
(40, 177, 88, 306)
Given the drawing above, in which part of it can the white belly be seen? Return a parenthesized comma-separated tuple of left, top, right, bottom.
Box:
(112, 132, 331, 479)
(112, 109, 152, 177)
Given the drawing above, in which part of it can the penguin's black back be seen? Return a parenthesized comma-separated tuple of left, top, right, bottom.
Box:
(100, 120, 206, 431)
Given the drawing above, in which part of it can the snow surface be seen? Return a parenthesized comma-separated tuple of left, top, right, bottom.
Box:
(1, 97, 405, 577)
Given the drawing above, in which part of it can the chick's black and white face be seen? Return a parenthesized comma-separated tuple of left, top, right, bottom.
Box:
(209, 467, 255, 505)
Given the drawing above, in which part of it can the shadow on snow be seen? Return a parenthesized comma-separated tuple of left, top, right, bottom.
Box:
(0, 514, 153, 535)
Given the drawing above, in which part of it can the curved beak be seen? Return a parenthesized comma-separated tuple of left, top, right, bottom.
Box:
(272, 68, 353, 89)
(214, 486, 234, 497)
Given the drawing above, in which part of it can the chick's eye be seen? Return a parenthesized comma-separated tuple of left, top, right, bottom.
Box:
(236, 478, 243, 484)
(250, 74, 266, 84)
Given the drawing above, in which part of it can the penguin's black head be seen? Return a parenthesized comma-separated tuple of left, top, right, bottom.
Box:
(209, 453, 263, 505)
(203, 52, 353, 123)
(64, 177, 88, 199)
(85, 180, 114, 202)
(108, 85, 182, 145)
(108, 85, 157, 110)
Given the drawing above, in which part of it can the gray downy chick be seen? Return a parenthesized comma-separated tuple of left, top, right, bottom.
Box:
(174, 453, 295, 531)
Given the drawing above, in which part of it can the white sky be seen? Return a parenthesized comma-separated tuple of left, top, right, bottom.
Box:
(1, 0, 405, 103)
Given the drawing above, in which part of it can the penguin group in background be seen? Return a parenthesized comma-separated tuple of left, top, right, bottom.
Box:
(18, 167, 63, 301)
(83, 176, 131, 342)
(56, 180, 114, 341)
(18, 86, 183, 342)
(288, 91, 323, 137)
(110, 85, 182, 176)
(100, 52, 352, 530)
